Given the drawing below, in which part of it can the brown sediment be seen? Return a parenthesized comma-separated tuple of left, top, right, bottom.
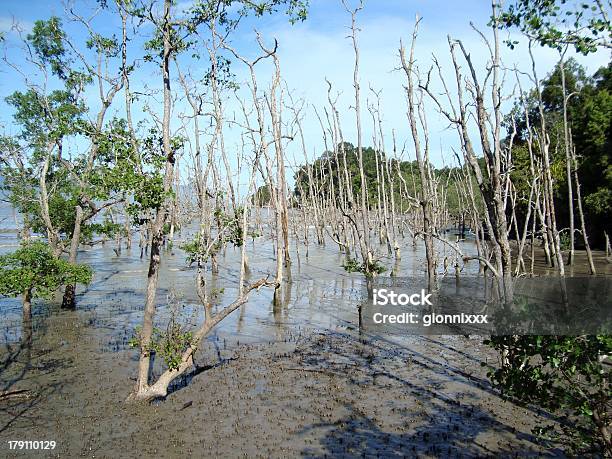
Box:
(0, 237, 596, 457)
(0, 318, 564, 458)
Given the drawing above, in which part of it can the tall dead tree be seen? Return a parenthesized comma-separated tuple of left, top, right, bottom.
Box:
(559, 50, 575, 266)
(342, 0, 374, 274)
(399, 17, 436, 286)
(421, 4, 514, 297)
(528, 42, 565, 276)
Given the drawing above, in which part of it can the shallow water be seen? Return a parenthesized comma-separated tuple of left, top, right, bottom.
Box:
(0, 224, 482, 347)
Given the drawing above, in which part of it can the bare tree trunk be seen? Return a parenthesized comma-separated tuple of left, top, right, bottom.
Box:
(343, 0, 372, 273)
(419, 4, 513, 300)
(559, 52, 575, 266)
(267, 46, 291, 277)
(22, 288, 32, 323)
(133, 0, 176, 399)
(62, 205, 84, 308)
(39, 145, 61, 256)
(399, 17, 436, 286)
(529, 43, 565, 276)
(571, 139, 596, 274)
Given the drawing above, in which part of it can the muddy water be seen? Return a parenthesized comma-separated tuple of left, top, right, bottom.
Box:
(0, 229, 577, 457)
(0, 226, 483, 346)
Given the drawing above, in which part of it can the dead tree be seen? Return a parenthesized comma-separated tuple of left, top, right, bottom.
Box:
(342, 0, 374, 274)
(399, 17, 436, 286)
(528, 42, 565, 275)
(420, 5, 514, 298)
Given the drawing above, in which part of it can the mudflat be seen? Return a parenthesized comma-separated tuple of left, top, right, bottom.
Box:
(1, 316, 565, 458)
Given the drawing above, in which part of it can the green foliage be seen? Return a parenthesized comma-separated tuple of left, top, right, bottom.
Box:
(180, 208, 246, 266)
(2, 16, 145, 249)
(0, 137, 38, 231)
(86, 32, 119, 58)
(558, 231, 571, 250)
(585, 188, 612, 216)
(242, 0, 309, 24)
(214, 207, 244, 247)
(203, 55, 239, 91)
(128, 302, 194, 372)
(252, 184, 273, 206)
(6, 88, 86, 145)
(148, 325, 193, 371)
(294, 143, 385, 206)
(342, 256, 386, 277)
(28, 17, 68, 78)
(497, 0, 611, 55)
(508, 61, 611, 246)
(0, 241, 92, 300)
(140, 0, 308, 64)
(90, 219, 126, 240)
(27, 17, 92, 91)
(485, 335, 611, 455)
(0, 119, 139, 242)
(88, 120, 143, 200)
(180, 233, 205, 265)
(95, 123, 171, 224)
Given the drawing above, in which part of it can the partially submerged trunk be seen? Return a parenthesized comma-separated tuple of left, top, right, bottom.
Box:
(22, 288, 32, 323)
(399, 18, 436, 287)
(345, 1, 372, 274)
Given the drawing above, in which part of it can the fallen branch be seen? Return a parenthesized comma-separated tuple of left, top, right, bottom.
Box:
(428, 232, 500, 277)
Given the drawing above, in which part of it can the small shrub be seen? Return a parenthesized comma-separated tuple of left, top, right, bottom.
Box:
(342, 256, 386, 277)
(0, 241, 92, 301)
(484, 335, 611, 455)
(129, 295, 195, 371)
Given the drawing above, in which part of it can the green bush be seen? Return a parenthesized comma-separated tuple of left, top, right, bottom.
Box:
(485, 335, 611, 455)
(342, 256, 386, 277)
(0, 241, 92, 301)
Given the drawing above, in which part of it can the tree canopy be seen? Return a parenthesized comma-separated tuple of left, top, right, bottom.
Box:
(0, 241, 92, 300)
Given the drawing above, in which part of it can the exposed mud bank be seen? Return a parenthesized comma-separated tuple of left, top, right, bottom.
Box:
(1, 317, 567, 458)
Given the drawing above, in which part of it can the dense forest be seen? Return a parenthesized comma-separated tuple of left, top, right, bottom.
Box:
(510, 59, 611, 247)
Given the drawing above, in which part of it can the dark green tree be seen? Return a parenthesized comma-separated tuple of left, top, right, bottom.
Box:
(0, 241, 92, 319)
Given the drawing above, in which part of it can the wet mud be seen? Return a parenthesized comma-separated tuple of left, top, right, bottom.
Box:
(0, 232, 604, 457)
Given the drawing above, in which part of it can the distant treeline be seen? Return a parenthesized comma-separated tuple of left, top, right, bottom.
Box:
(290, 142, 482, 218)
(254, 60, 612, 247)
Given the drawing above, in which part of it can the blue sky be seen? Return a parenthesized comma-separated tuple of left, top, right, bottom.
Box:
(0, 0, 609, 192)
